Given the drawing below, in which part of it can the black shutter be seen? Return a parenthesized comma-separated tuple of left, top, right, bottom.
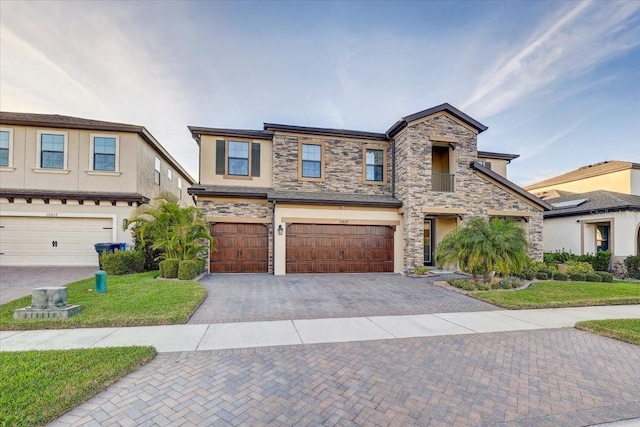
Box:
(215, 140, 225, 175)
(251, 142, 261, 177)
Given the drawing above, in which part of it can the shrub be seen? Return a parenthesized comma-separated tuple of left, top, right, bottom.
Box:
(159, 258, 179, 279)
(523, 270, 535, 280)
(585, 273, 603, 282)
(178, 260, 201, 280)
(624, 255, 640, 279)
(595, 271, 614, 283)
(566, 261, 595, 276)
(496, 276, 523, 289)
(195, 256, 206, 274)
(447, 278, 475, 291)
(593, 250, 611, 271)
(543, 250, 577, 264)
(569, 273, 586, 281)
(552, 272, 568, 281)
(529, 262, 548, 273)
(535, 272, 548, 280)
(414, 266, 431, 275)
(99, 250, 145, 275)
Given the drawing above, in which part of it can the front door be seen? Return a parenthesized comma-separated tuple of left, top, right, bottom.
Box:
(424, 218, 435, 266)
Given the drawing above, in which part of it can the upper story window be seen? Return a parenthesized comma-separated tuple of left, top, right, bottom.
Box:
(300, 142, 323, 180)
(167, 168, 173, 180)
(364, 148, 385, 183)
(0, 129, 12, 167)
(432, 145, 454, 192)
(478, 160, 492, 170)
(228, 141, 249, 176)
(39, 132, 66, 169)
(154, 156, 161, 185)
(215, 139, 261, 179)
(92, 136, 117, 171)
(178, 177, 182, 199)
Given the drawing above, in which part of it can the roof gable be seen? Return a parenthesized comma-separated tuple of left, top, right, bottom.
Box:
(525, 160, 639, 191)
(387, 103, 488, 137)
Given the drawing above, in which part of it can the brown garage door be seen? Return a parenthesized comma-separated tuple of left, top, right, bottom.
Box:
(286, 224, 394, 273)
(210, 223, 268, 273)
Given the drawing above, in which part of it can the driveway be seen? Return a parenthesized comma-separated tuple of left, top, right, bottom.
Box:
(189, 273, 498, 323)
(0, 266, 97, 304)
(52, 328, 640, 426)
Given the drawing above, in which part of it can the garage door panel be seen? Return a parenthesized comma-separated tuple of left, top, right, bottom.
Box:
(210, 223, 268, 273)
(286, 224, 394, 274)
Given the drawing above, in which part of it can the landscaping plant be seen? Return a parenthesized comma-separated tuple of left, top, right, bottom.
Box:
(624, 255, 640, 279)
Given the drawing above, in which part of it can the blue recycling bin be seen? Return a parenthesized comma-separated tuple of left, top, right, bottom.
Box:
(94, 242, 126, 269)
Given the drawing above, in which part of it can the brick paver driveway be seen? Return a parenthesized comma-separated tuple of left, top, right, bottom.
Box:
(0, 266, 97, 304)
(53, 328, 640, 426)
(189, 273, 497, 323)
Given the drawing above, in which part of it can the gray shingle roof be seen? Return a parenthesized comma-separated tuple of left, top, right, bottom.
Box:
(544, 190, 640, 218)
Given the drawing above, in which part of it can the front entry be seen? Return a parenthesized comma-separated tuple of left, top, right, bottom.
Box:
(423, 218, 435, 266)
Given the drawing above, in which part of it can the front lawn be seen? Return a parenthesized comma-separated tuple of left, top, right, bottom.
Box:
(470, 280, 640, 309)
(0, 346, 156, 426)
(0, 271, 207, 330)
(576, 319, 640, 346)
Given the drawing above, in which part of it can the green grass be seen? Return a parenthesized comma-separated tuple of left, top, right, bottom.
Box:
(0, 271, 206, 330)
(470, 280, 640, 309)
(576, 318, 640, 346)
(0, 346, 156, 426)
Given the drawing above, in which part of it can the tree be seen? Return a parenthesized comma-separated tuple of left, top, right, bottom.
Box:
(125, 192, 214, 265)
(435, 217, 530, 282)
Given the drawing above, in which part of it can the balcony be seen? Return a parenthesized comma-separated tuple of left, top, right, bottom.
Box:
(432, 173, 455, 192)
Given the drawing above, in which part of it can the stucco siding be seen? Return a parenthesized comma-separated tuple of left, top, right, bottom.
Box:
(532, 170, 633, 195)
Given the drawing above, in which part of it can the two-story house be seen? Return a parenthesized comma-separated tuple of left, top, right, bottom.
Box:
(188, 103, 550, 275)
(0, 112, 195, 266)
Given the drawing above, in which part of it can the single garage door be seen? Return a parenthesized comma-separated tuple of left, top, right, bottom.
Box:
(286, 224, 394, 273)
(0, 216, 113, 266)
(210, 223, 269, 273)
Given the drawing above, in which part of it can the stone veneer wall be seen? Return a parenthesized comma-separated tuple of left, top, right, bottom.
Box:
(394, 115, 543, 272)
(272, 134, 392, 195)
(197, 198, 274, 273)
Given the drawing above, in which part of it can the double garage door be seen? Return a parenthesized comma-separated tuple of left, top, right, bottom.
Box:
(0, 216, 113, 266)
(209, 222, 394, 273)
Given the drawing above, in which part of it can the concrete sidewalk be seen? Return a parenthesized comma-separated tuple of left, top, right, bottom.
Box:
(2, 304, 639, 353)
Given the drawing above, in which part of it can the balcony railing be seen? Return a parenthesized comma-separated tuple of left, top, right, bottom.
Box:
(432, 173, 455, 192)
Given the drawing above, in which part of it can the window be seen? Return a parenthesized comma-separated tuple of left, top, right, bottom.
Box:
(178, 177, 182, 199)
(301, 143, 322, 178)
(92, 136, 117, 171)
(40, 133, 65, 169)
(0, 129, 11, 167)
(228, 141, 249, 176)
(365, 148, 384, 182)
(478, 160, 492, 170)
(168, 169, 172, 180)
(154, 157, 161, 185)
(596, 224, 610, 252)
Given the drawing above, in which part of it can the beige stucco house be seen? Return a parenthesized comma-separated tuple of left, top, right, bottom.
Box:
(188, 103, 550, 275)
(526, 161, 640, 264)
(0, 112, 195, 266)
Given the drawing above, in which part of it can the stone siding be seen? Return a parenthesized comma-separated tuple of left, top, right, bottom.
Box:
(198, 199, 274, 273)
(272, 134, 392, 195)
(394, 115, 543, 272)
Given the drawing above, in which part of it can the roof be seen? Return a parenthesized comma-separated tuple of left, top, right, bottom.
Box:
(0, 111, 196, 185)
(470, 162, 552, 211)
(263, 123, 389, 141)
(188, 186, 402, 208)
(477, 151, 520, 161)
(0, 188, 149, 204)
(544, 190, 640, 218)
(387, 103, 488, 137)
(188, 126, 274, 143)
(525, 160, 640, 191)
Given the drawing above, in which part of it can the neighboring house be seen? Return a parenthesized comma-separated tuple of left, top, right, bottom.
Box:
(188, 103, 550, 275)
(525, 160, 640, 264)
(525, 160, 640, 198)
(0, 112, 195, 266)
(543, 191, 640, 264)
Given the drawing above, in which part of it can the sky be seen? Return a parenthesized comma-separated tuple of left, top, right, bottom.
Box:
(1, 0, 639, 186)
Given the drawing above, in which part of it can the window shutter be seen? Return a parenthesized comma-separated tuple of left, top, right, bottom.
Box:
(215, 140, 225, 175)
(251, 142, 261, 177)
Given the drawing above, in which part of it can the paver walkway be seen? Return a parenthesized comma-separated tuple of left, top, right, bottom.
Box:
(190, 273, 497, 323)
(50, 328, 640, 427)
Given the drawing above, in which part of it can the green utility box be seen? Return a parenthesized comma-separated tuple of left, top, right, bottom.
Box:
(95, 271, 107, 293)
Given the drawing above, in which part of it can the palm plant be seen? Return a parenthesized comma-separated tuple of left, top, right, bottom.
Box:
(125, 192, 214, 263)
(435, 217, 530, 282)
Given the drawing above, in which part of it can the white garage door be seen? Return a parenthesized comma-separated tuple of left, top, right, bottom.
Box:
(0, 216, 113, 266)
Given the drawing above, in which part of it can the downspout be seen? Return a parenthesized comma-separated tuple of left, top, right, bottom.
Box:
(390, 137, 396, 198)
(272, 200, 276, 275)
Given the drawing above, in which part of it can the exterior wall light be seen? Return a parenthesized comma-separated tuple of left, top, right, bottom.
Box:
(278, 224, 284, 235)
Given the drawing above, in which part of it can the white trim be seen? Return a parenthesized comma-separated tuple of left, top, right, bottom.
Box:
(85, 171, 122, 177)
(0, 211, 117, 241)
(89, 133, 120, 172)
(32, 168, 71, 174)
(36, 129, 68, 170)
(0, 127, 14, 167)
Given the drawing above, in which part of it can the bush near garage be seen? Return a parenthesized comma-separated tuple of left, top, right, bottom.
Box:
(178, 260, 201, 280)
(99, 250, 145, 275)
(159, 259, 179, 279)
